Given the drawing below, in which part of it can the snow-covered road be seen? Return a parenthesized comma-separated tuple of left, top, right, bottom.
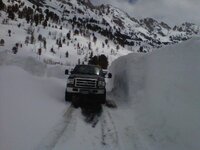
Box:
(0, 64, 121, 150)
(36, 104, 120, 150)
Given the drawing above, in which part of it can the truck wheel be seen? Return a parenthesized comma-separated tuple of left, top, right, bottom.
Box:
(65, 91, 72, 102)
(72, 95, 80, 108)
(101, 92, 106, 104)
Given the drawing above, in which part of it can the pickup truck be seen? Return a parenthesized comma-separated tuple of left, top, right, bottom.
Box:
(65, 64, 112, 108)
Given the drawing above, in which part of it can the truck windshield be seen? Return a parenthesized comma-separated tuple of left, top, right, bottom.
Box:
(72, 65, 102, 76)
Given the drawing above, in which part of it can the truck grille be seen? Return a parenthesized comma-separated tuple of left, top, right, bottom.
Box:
(75, 78, 97, 88)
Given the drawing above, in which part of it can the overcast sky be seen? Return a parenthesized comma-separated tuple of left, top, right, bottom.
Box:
(90, 0, 200, 26)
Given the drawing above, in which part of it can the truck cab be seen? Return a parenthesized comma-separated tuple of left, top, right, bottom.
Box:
(65, 65, 112, 108)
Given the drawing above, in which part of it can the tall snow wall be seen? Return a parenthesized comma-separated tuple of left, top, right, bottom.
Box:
(0, 51, 66, 79)
(108, 37, 200, 150)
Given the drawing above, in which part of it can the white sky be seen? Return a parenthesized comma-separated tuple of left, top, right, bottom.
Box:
(91, 0, 200, 26)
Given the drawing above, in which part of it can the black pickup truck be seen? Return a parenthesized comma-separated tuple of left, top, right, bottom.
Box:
(65, 64, 112, 108)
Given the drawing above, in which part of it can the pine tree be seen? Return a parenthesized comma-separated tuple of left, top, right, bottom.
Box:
(93, 35, 97, 44)
(0, 0, 5, 10)
(139, 46, 143, 52)
(88, 42, 91, 50)
(67, 31, 71, 40)
(58, 39, 62, 47)
(12, 46, 18, 54)
(88, 54, 108, 69)
(43, 38, 46, 49)
(116, 45, 120, 51)
(25, 36, 29, 45)
(34, 14, 39, 26)
(42, 19, 48, 28)
(102, 42, 105, 48)
(8, 10, 15, 20)
(0, 39, 5, 46)
(38, 48, 42, 55)
(30, 33, 35, 44)
(50, 47, 55, 54)
(8, 30, 11, 37)
(65, 51, 69, 58)
(99, 54, 108, 69)
(89, 51, 93, 58)
(78, 58, 80, 65)
(38, 34, 43, 41)
(105, 39, 108, 45)
(62, 38, 66, 44)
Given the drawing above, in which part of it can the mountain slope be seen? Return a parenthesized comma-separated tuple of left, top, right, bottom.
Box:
(1, 0, 200, 55)
(0, 0, 134, 68)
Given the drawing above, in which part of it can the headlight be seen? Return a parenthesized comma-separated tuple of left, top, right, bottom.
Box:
(67, 78, 74, 84)
(98, 81, 105, 87)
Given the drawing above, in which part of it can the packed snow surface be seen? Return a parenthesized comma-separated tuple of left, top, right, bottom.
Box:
(1, 37, 200, 150)
(108, 37, 200, 150)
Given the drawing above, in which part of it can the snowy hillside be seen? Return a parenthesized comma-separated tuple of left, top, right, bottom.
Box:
(0, 0, 132, 69)
(0, 0, 200, 62)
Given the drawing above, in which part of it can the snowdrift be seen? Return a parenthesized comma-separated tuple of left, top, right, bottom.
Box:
(108, 37, 200, 150)
(0, 52, 67, 150)
(0, 65, 67, 150)
(0, 51, 66, 79)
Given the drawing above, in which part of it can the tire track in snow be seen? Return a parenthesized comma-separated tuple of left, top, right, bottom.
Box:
(101, 106, 120, 150)
(36, 105, 75, 150)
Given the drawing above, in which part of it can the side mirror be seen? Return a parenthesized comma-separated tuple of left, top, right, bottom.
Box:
(102, 72, 107, 78)
(108, 73, 112, 78)
(70, 69, 74, 74)
(65, 69, 69, 75)
(102, 70, 108, 78)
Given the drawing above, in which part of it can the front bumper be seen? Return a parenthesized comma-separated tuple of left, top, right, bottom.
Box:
(66, 87, 105, 94)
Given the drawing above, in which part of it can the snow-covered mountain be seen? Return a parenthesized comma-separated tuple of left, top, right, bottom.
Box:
(55, 0, 200, 52)
(0, 0, 133, 68)
(1, 0, 200, 55)
(173, 22, 200, 35)
(1, 1, 200, 150)
(0, 0, 200, 69)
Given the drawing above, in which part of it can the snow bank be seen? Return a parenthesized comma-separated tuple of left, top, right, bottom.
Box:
(0, 65, 67, 150)
(0, 51, 66, 79)
(0, 51, 69, 150)
(109, 37, 200, 150)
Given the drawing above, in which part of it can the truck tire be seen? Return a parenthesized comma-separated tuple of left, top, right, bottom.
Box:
(99, 91, 106, 104)
(101, 92, 106, 104)
(65, 91, 72, 102)
(72, 95, 80, 108)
